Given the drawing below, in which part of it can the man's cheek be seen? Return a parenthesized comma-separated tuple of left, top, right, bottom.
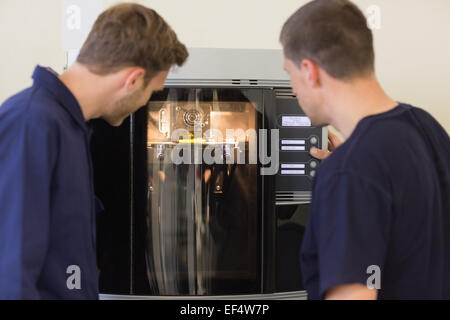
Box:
(141, 92, 152, 107)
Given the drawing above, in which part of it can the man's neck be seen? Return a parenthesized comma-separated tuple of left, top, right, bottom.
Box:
(325, 76, 398, 139)
(59, 63, 109, 122)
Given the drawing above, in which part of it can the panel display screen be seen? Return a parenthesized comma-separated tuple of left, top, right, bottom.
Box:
(281, 116, 311, 127)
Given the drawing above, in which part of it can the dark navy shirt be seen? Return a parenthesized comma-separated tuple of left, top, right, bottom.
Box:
(302, 104, 450, 300)
(0, 66, 101, 299)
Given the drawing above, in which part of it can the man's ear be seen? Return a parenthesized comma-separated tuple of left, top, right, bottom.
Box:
(301, 59, 321, 88)
(123, 68, 146, 92)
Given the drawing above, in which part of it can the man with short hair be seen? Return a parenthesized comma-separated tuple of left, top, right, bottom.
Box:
(280, 0, 450, 299)
(0, 3, 188, 299)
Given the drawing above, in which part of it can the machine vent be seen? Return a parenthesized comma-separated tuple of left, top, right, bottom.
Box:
(275, 191, 311, 205)
(165, 79, 290, 88)
(275, 88, 296, 98)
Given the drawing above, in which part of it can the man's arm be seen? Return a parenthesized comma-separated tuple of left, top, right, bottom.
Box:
(310, 130, 382, 301)
(0, 114, 56, 299)
(307, 171, 392, 301)
(325, 283, 377, 300)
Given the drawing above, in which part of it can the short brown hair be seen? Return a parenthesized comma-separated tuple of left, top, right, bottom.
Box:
(77, 3, 188, 83)
(280, 0, 374, 80)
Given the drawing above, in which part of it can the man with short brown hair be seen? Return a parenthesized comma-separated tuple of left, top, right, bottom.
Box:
(280, 0, 450, 300)
(0, 3, 187, 299)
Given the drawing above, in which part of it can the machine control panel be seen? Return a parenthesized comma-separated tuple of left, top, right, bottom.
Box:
(273, 90, 327, 204)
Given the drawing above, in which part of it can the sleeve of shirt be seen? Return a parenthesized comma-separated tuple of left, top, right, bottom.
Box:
(0, 113, 57, 299)
(311, 171, 393, 299)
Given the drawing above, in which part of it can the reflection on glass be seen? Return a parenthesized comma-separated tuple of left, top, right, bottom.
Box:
(143, 88, 260, 295)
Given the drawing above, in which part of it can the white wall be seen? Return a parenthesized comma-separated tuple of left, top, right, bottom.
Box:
(0, 0, 66, 98)
(1, 0, 449, 132)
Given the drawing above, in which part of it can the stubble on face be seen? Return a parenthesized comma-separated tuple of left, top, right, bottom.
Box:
(105, 88, 147, 126)
(300, 97, 328, 128)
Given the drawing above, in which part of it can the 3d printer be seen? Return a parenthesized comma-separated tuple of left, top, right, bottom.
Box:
(91, 49, 327, 299)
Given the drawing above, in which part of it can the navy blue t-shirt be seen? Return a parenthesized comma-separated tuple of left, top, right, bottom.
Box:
(0, 66, 101, 299)
(301, 104, 450, 300)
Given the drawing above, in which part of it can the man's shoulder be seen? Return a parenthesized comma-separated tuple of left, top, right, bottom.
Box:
(316, 103, 448, 185)
(0, 85, 62, 127)
(360, 103, 447, 141)
(316, 105, 415, 178)
(1, 87, 34, 114)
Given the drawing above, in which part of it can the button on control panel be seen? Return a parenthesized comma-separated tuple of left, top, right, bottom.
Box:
(280, 135, 320, 153)
(279, 160, 320, 179)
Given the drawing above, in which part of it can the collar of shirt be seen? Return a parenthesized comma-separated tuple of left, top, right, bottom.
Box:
(32, 65, 92, 135)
